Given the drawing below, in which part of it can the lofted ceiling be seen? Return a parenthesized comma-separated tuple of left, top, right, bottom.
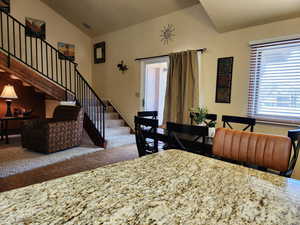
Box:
(41, 0, 199, 37)
(199, 0, 300, 32)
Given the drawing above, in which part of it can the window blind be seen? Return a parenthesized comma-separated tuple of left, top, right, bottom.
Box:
(248, 38, 300, 125)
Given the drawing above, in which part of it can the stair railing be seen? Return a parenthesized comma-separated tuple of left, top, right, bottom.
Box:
(0, 10, 105, 140)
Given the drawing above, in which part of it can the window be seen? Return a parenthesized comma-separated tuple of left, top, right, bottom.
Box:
(248, 38, 300, 125)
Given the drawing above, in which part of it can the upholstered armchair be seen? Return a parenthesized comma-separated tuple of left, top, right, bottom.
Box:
(21, 105, 84, 153)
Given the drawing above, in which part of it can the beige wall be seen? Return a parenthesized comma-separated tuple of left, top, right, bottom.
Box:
(11, 0, 93, 83)
(92, 4, 300, 179)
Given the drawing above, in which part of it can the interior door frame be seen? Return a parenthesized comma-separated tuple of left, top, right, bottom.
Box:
(139, 56, 169, 111)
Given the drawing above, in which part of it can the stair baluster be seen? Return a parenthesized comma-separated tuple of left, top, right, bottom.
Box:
(0, 10, 106, 146)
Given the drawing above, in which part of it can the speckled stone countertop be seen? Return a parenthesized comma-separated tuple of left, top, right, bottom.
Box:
(1, 150, 300, 225)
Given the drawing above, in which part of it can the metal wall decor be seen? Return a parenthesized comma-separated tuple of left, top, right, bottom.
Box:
(117, 61, 128, 73)
(160, 24, 175, 45)
(215, 57, 234, 103)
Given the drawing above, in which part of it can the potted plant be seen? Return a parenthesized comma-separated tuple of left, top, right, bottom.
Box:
(190, 107, 208, 126)
(207, 120, 216, 137)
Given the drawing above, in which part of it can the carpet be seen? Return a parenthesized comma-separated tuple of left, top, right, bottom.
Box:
(0, 136, 103, 178)
(0, 144, 138, 192)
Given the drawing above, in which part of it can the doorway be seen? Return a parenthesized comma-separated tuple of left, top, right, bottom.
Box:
(140, 57, 169, 125)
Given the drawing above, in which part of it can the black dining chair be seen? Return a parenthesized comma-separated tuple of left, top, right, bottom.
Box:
(166, 122, 209, 154)
(222, 115, 256, 132)
(137, 111, 158, 119)
(134, 116, 159, 157)
(286, 128, 300, 177)
(190, 113, 217, 127)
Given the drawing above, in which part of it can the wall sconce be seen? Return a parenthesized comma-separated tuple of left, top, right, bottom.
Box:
(117, 61, 128, 73)
(0, 84, 18, 117)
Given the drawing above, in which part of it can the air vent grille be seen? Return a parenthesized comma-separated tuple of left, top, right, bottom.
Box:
(82, 23, 91, 29)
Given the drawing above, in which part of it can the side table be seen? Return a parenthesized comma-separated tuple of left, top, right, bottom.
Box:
(0, 116, 36, 144)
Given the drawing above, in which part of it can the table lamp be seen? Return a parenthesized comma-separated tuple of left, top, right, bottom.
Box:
(0, 85, 18, 117)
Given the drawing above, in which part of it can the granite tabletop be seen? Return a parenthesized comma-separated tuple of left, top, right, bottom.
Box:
(0, 150, 300, 225)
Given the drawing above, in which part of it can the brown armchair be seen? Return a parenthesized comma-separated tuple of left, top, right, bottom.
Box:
(21, 105, 84, 153)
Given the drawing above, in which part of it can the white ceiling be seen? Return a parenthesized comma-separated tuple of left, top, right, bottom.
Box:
(41, 0, 199, 37)
(199, 0, 300, 32)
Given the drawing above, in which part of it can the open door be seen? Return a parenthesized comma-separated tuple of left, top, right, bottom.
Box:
(140, 57, 169, 125)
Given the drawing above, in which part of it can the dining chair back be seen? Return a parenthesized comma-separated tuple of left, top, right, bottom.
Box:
(167, 122, 208, 153)
(213, 128, 292, 176)
(287, 128, 300, 177)
(137, 111, 158, 119)
(134, 116, 159, 157)
(190, 113, 217, 126)
(222, 115, 256, 132)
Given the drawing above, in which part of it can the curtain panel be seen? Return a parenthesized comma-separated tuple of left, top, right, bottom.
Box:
(163, 50, 199, 124)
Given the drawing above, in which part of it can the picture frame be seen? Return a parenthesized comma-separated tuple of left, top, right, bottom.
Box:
(25, 17, 46, 40)
(0, 0, 10, 13)
(58, 42, 75, 62)
(94, 42, 106, 64)
(215, 57, 234, 103)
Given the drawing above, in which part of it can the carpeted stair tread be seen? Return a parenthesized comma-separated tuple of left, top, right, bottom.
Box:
(106, 134, 136, 149)
(103, 101, 135, 149)
(106, 127, 131, 136)
(105, 119, 124, 128)
(105, 112, 119, 119)
(106, 106, 114, 112)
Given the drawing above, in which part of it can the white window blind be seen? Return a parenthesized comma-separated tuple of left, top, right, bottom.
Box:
(248, 38, 300, 125)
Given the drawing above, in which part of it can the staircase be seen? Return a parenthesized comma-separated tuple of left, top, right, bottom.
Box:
(0, 11, 109, 146)
(105, 103, 135, 149)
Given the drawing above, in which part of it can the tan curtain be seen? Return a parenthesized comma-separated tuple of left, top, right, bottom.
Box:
(163, 50, 199, 124)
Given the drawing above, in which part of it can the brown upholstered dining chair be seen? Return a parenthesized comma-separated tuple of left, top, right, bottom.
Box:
(21, 105, 84, 154)
(212, 128, 297, 177)
(222, 115, 256, 132)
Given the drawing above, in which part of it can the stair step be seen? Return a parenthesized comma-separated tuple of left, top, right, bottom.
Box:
(102, 100, 110, 105)
(105, 119, 124, 128)
(105, 112, 119, 119)
(106, 134, 136, 149)
(106, 127, 131, 136)
(106, 106, 114, 112)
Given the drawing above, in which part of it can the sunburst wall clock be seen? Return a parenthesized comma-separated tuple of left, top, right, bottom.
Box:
(160, 24, 175, 45)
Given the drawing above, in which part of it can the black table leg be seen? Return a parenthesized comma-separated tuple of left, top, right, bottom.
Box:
(0, 120, 3, 141)
(5, 120, 9, 144)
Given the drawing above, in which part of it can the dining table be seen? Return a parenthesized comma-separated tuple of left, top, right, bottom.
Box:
(154, 127, 213, 153)
(0, 150, 299, 224)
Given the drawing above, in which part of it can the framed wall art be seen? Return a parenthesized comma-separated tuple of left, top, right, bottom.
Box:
(215, 57, 234, 103)
(25, 17, 46, 40)
(58, 42, 75, 61)
(0, 0, 10, 13)
(94, 42, 105, 64)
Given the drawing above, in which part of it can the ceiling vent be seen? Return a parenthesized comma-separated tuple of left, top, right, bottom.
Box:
(82, 23, 92, 30)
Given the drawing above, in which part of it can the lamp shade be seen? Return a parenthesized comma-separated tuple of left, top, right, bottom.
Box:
(0, 85, 18, 99)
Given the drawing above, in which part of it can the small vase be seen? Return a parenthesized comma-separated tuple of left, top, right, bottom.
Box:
(208, 127, 216, 137)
